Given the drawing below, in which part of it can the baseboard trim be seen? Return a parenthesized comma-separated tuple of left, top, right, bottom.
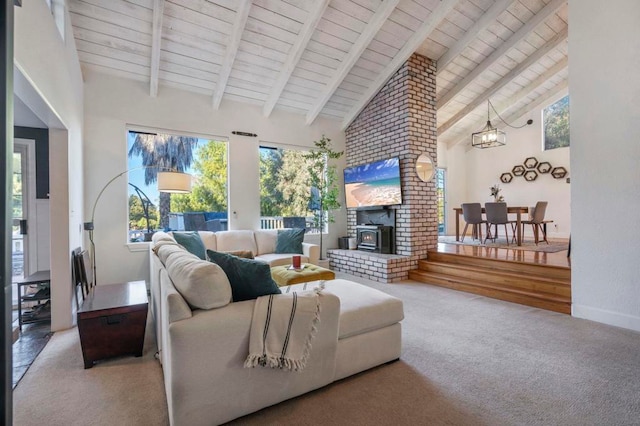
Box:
(572, 304, 640, 332)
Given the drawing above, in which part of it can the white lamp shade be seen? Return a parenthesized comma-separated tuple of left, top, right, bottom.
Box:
(157, 171, 192, 193)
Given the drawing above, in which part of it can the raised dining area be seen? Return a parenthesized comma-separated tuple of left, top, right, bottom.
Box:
(409, 200, 570, 315)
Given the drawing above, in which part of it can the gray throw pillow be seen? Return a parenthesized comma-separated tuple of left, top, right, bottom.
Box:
(173, 231, 206, 260)
(275, 228, 305, 254)
(207, 250, 281, 302)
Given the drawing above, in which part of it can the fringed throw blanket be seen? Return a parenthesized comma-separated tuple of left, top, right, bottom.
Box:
(245, 283, 324, 372)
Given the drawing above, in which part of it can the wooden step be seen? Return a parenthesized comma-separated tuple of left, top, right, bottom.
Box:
(408, 250, 572, 315)
(408, 269, 571, 314)
(425, 251, 571, 280)
(420, 261, 571, 298)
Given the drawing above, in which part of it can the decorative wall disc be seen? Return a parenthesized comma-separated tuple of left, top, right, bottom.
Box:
(524, 170, 538, 181)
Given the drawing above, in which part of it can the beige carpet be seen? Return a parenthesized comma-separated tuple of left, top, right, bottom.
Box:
(13, 315, 168, 426)
(14, 272, 640, 425)
(439, 235, 569, 253)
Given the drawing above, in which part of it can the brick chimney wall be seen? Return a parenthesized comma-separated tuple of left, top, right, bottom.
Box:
(344, 53, 438, 275)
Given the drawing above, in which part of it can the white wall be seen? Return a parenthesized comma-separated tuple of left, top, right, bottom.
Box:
(83, 71, 347, 285)
(569, 0, 640, 331)
(441, 96, 571, 240)
(14, 1, 84, 331)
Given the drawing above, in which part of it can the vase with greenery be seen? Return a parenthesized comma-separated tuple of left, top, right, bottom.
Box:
(490, 184, 505, 202)
(304, 135, 343, 260)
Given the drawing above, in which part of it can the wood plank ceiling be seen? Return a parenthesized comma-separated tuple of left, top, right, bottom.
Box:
(68, 0, 568, 147)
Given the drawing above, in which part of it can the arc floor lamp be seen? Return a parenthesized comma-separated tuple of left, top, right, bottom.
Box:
(84, 167, 192, 284)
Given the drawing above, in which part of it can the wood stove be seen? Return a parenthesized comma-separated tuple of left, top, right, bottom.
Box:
(356, 225, 393, 254)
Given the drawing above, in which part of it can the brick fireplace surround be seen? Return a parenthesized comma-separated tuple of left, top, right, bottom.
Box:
(328, 53, 438, 283)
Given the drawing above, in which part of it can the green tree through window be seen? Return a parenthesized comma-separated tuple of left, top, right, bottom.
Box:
(543, 95, 569, 150)
(127, 130, 228, 239)
(259, 146, 314, 229)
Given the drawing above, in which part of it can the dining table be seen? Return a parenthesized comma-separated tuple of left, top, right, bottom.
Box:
(453, 206, 529, 246)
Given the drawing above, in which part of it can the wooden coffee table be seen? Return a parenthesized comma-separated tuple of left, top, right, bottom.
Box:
(271, 263, 335, 287)
(77, 280, 148, 368)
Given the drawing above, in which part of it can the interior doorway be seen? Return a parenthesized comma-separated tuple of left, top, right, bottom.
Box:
(12, 137, 40, 302)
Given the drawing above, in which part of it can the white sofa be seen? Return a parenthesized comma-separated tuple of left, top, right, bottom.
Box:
(166, 229, 320, 266)
(149, 231, 404, 426)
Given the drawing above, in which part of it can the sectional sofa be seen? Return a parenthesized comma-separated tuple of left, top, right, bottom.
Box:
(149, 230, 404, 425)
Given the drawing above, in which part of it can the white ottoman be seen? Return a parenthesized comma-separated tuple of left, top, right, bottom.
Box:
(283, 279, 404, 380)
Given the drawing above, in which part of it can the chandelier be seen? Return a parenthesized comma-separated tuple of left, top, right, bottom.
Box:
(471, 100, 533, 149)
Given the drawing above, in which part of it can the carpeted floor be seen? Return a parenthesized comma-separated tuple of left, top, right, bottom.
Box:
(14, 272, 640, 426)
(439, 235, 569, 253)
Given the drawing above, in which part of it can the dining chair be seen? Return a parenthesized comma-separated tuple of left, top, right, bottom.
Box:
(461, 203, 486, 242)
(72, 248, 95, 310)
(484, 202, 516, 245)
(522, 201, 552, 244)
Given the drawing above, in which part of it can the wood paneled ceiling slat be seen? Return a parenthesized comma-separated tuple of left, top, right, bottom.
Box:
(68, 0, 568, 135)
(150, 0, 165, 96)
(437, 0, 566, 110)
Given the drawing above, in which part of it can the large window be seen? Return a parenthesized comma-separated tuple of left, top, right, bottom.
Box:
(127, 130, 228, 241)
(259, 145, 318, 232)
(543, 95, 569, 150)
(436, 168, 446, 236)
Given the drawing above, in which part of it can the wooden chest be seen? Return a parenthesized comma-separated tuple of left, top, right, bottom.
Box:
(77, 281, 148, 369)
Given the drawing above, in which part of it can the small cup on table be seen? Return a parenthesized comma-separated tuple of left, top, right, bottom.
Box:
(292, 255, 301, 269)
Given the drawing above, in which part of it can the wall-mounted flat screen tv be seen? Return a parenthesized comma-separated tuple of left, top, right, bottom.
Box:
(344, 157, 402, 208)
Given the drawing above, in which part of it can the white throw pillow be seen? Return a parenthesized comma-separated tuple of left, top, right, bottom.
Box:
(254, 230, 278, 255)
(165, 251, 232, 310)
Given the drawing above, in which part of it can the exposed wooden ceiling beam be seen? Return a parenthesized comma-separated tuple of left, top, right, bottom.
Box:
(450, 79, 568, 150)
(149, 0, 165, 97)
(262, 0, 330, 118)
(437, 0, 514, 74)
(437, 0, 566, 110)
(212, 0, 252, 109)
(341, 0, 459, 130)
(305, 0, 400, 126)
(438, 27, 567, 136)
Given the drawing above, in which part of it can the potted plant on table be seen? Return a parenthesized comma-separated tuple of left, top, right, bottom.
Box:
(304, 135, 343, 263)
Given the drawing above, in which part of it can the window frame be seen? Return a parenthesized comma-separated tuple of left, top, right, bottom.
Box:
(125, 125, 229, 249)
(258, 141, 323, 233)
(542, 94, 570, 151)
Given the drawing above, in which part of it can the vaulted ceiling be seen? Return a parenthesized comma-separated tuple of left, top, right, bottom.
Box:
(68, 0, 568, 148)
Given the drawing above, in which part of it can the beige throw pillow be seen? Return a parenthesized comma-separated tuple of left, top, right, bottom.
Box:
(155, 244, 196, 265)
(165, 251, 232, 310)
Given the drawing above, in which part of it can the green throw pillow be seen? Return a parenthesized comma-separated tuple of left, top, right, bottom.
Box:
(207, 250, 281, 302)
(173, 231, 206, 260)
(275, 228, 305, 254)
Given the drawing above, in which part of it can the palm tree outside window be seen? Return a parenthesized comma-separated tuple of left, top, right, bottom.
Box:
(127, 130, 228, 241)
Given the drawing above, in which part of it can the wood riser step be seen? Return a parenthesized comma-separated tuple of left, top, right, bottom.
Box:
(425, 252, 571, 281)
(408, 270, 571, 314)
(422, 261, 570, 298)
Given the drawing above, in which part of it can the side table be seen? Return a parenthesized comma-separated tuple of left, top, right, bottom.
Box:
(77, 280, 148, 369)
